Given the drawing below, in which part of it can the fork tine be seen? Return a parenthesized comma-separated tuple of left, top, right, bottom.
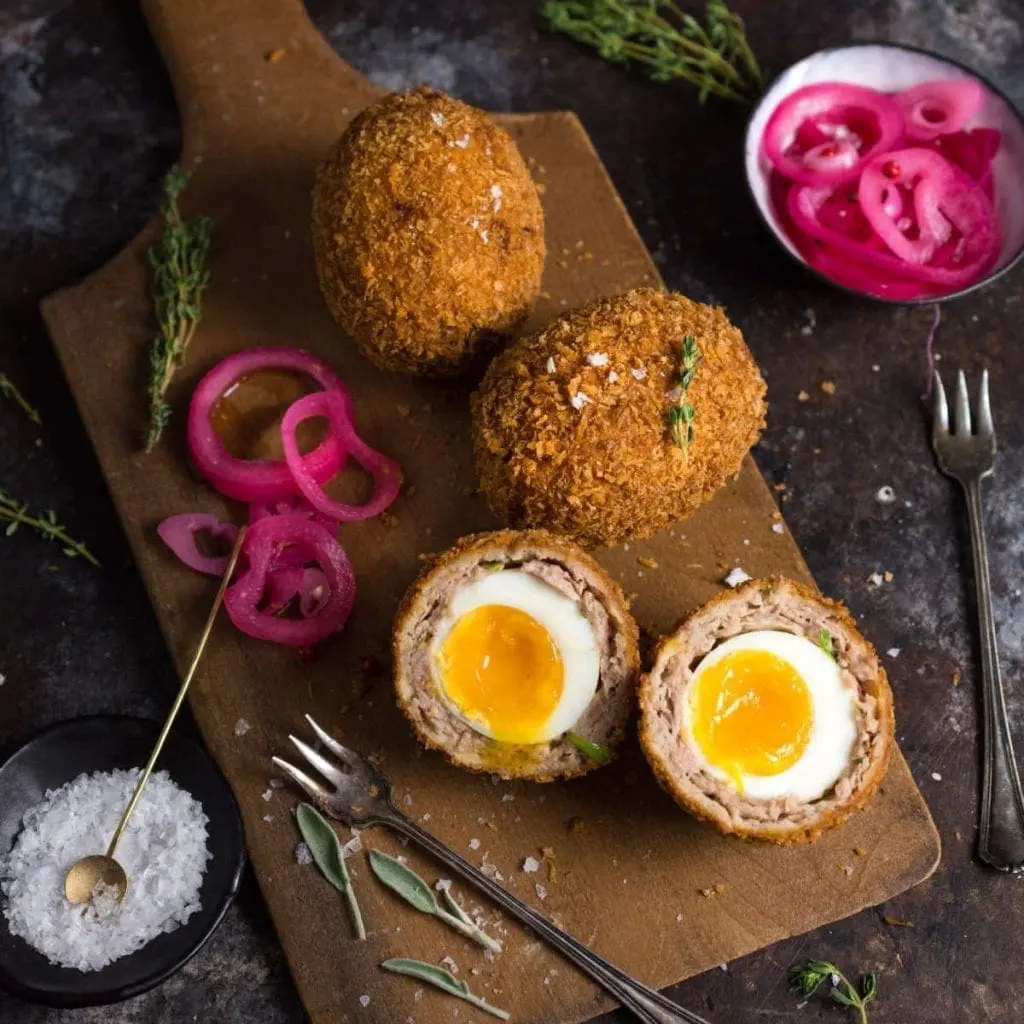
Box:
(977, 368, 994, 439)
(933, 371, 949, 437)
(305, 714, 360, 768)
(271, 755, 330, 803)
(288, 733, 348, 787)
(954, 369, 972, 436)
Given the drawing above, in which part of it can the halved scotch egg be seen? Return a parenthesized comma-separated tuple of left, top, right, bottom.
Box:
(393, 530, 640, 779)
(639, 577, 894, 842)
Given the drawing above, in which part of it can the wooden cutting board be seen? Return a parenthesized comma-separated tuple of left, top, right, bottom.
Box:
(40, 2, 940, 1021)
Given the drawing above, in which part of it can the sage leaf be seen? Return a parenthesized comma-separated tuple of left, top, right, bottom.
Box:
(369, 850, 438, 914)
(296, 802, 366, 940)
(369, 850, 501, 953)
(381, 958, 510, 1020)
(567, 731, 612, 765)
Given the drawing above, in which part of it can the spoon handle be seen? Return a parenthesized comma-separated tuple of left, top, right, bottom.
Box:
(105, 526, 246, 858)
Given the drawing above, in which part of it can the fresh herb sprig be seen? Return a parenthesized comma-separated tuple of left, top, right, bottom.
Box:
(370, 850, 501, 952)
(0, 489, 100, 567)
(790, 959, 878, 1023)
(145, 165, 213, 451)
(667, 334, 701, 456)
(540, 0, 762, 104)
(0, 374, 42, 426)
(296, 803, 366, 940)
(382, 958, 510, 1020)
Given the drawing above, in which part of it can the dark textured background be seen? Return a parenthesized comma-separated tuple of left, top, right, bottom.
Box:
(2, 0, 1024, 1021)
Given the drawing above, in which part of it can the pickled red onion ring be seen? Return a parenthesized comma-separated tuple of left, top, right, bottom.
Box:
(281, 390, 402, 523)
(187, 347, 348, 503)
(859, 148, 999, 279)
(262, 565, 329, 617)
(225, 516, 355, 646)
(761, 83, 904, 185)
(158, 513, 239, 576)
(896, 79, 984, 142)
(249, 495, 338, 533)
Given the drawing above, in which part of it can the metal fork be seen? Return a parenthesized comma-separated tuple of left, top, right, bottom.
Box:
(274, 715, 711, 1024)
(932, 370, 1024, 871)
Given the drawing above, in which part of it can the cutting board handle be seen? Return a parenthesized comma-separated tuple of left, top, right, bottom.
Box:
(141, 0, 385, 156)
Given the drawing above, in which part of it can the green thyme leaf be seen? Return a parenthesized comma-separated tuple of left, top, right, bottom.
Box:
(566, 731, 612, 765)
(789, 959, 878, 1021)
(296, 803, 366, 940)
(381, 959, 510, 1020)
(0, 374, 42, 426)
(667, 335, 702, 455)
(0, 489, 100, 568)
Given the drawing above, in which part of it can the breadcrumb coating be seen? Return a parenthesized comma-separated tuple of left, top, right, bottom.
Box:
(470, 287, 767, 547)
(312, 87, 545, 376)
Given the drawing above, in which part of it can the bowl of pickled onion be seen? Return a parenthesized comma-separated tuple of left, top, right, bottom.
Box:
(745, 43, 1024, 302)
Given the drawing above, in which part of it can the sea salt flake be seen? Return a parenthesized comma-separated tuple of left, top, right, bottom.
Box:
(431, 111, 445, 127)
(490, 183, 502, 211)
(545, 357, 556, 374)
(262, 788, 274, 802)
(522, 856, 540, 873)
(868, 571, 884, 587)
(469, 838, 481, 850)
(932, 772, 942, 781)
(586, 352, 609, 367)
(501, 793, 515, 803)
(441, 955, 459, 974)
(608, 370, 619, 383)
(295, 842, 313, 865)
(453, 134, 470, 148)
(480, 229, 489, 243)
(631, 367, 647, 380)
(535, 883, 548, 900)
(262, 814, 274, 823)
(234, 717, 251, 736)
(570, 392, 591, 410)
(435, 878, 453, 892)
(724, 567, 751, 587)
(772, 523, 785, 534)
(877, 486, 896, 504)
(887, 647, 901, 658)
(0, 768, 210, 971)
(269, 778, 284, 789)
(359, 995, 370, 1007)
(342, 831, 363, 858)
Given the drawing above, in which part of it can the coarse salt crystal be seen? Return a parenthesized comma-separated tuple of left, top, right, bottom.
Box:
(586, 352, 609, 367)
(932, 772, 942, 781)
(441, 955, 459, 974)
(359, 995, 370, 1007)
(269, 778, 284, 789)
(453, 134, 470, 148)
(342, 831, 363, 858)
(262, 788, 274, 802)
(0, 673, 5, 686)
(480, 229, 489, 243)
(501, 793, 515, 803)
(608, 370, 619, 383)
(631, 367, 647, 380)
(431, 111, 445, 126)
(0, 768, 210, 971)
(887, 647, 901, 658)
(522, 856, 540, 873)
(490, 183, 502, 211)
(234, 717, 251, 736)
(295, 842, 313, 865)
(877, 486, 896, 504)
(469, 838, 481, 850)
(570, 392, 591, 410)
(772, 523, 785, 534)
(724, 567, 751, 587)
(868, 571, 884, 587)
(535, 883, 547, 900)
(435, 878, 453, 891)
(545, 357, 556, 374)
(262, 814, 274, 823)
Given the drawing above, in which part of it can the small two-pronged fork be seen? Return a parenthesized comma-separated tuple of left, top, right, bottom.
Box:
(932, 369, 1024, 871)
(274, 715, 711, 1024)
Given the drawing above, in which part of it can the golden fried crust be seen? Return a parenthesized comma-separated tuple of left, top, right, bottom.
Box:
(312, 87, 545, 376)
(470, 287, 767, 547)
(638, 577, 895, 844)
(392, 529, 640, 781)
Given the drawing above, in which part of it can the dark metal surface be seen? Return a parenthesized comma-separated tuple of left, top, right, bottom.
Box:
(1, 1, 1023, 1021)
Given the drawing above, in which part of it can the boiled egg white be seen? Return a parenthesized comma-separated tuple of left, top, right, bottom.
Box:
(430, 570, 600, 744)
(682, 629, 857, 801)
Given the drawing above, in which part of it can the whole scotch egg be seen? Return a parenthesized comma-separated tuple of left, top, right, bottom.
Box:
(393, 530, 640, 780)
(639, 577, 894, 842)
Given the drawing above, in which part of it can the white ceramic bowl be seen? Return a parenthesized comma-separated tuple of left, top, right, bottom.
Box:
(744, 42, 1024, 303)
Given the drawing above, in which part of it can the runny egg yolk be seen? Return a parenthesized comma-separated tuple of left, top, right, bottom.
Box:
(689, 649, 813, 791)
(436, 604, 564, 744)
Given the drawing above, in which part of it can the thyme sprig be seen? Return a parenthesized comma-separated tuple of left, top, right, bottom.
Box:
(540, 0, 762, 104)
(0, 489, 100, 568)
(667, 334, 701, 456)
(0, 374, 42, 426)
(790, 959, 878, 1024)
(145, 165, 213, 451)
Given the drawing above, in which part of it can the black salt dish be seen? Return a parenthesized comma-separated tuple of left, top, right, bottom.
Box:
(0, 715, 246, 1008)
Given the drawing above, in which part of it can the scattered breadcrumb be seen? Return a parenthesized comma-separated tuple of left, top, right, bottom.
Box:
(952, 669, 961, 686)
(265, 47, 286, 63)
(797, 390, 810, 402)
(883, 914, 914, 927)
(883, 571, 894, 582)
(234, 717, 251, 737)
(724, 567, 752, 587)
(821, 380, 836, 394)
(638, 556, 659, 569)
(568, 817, 586, 833)
(854, 847, 866, 857)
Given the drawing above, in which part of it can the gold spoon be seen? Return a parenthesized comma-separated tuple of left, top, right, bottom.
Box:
(65, 526, 247, 907)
